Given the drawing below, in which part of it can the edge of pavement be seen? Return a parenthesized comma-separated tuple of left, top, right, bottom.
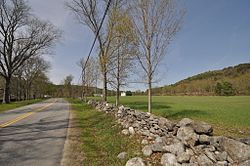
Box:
(60, 100, 85, 166)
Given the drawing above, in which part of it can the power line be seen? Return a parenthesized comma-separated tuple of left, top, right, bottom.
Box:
(79, 0, 112, 85)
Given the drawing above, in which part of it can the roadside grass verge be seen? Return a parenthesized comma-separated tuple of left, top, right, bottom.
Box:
(67, 98, 142, 166)
(91, 96, 250, 138)
(0, 99, 43, 113)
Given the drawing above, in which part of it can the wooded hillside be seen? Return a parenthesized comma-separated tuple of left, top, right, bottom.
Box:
(152, 63, 250, 96)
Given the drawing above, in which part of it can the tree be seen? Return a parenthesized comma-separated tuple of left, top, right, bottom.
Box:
(0, 76, 4, 100)
(107, 7, 138, 106)
(20, 56, 50, 99)
(215, 81, 235, 96)
(0, 0, 60, 103)
(78, 57, 99, 101)
(129, 0, 184, 113)
(67, 0, 112, 101)
(64, 75, 74, 98)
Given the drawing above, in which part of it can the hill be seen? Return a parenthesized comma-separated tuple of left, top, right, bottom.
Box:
(152, 63, 250, 96)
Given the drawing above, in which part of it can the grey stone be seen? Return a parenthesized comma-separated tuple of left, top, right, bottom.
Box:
(177, 126, 199, 146)
(128, 127, 135, 135)
(199, 135, 210, 144)
(142, 145, 153, 156)
(190, 156, 197, 163)
(236, 138, 250, 145)
(177, 118, 193, 127)
(206, 145, 216, 152)
(239, 160, 250, 166)
(151, 142, 166, 152)
(227, 155, 234, 164)
(141, 139, 149, 145)
(161, 153, 180, 166)
(215, 151, 228, 161)
(182, 164, 199, 166)
(219, 137, 250, 162)
(149, 133, 157, 138)
(163, 142, 185, 155)
(149, 127, 156, 133)
(194, 145, 206, 154)
(191, 121, 213, 135)
(216, 161, 228, 166)
(132, 122, 140, 128)
(186, 148, 194, 156)
(177, 152, 191, 163)
(159, 117, 175, 131)
(205, 150, 217, 162)
(197, 154, 214, 166)
(126, 157, 145, 166)
(155, 136, 166, 144)
(117, 152, 128, 159)
(142, 130, 150, 137)
(122, 129, 129, 135)
(210, 136, 223, 150)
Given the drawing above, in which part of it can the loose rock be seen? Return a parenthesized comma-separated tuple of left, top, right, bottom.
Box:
(142, 145, 153, 156)
(163, 142, 185, 155)
(122, 129, 129, 135)
(219, 137, 250, 162)
(191, 121, 213, 135)
(177, 152, 191, 163)
(216, 161, 228, 166)
(141, 139, 149, 145)
(177, 118, 193, 127)
(126, 157, 145, 166)
(128, 127, 135, 135)
(151, 142, 166, 152)
(197, 154, 214, 166)
(117, 152, 128, 159)
(177, 126, 199, 146)
(199, 134, 210, 144)
(161, 153, 180, 166)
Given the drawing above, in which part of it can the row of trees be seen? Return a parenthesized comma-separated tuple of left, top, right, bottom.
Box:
(67, 0, 184, 112)
(0, 0, 60, 103)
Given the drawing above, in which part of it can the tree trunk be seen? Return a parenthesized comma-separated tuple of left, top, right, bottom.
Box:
(3, 77, 11, 104)
(148, 80, 152, 113)
(84, 86, 88, 102)
(103, 72, 107, 101)
(116, 86, 120, 106)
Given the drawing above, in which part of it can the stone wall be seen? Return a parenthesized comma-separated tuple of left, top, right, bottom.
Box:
(87, 100, 250, 166)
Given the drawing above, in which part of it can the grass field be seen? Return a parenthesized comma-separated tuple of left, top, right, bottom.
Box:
(92, 96, 250, 138)
(68, 99, 142, 166)
(0, 99, 43, 113)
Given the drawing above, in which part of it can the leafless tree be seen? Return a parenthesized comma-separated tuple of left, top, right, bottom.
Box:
(129, 0, 184, 113)
(0, 0, 60, 103)
(67, 0, 111, 101)
(108, 7, 138, 106)
(78, 57, 99, 101)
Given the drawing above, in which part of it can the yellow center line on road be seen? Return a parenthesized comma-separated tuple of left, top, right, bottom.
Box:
(0, 101, 56, 128)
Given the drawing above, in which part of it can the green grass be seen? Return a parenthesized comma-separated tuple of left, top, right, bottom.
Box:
(68, 99, 142, 166)
(0, 99, 44, 113)
(92, 96, 250, 138)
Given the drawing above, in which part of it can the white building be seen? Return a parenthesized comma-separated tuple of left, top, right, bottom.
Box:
(121, 92, 126, 96)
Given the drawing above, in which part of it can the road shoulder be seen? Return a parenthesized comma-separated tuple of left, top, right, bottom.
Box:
(60, 104, 85, 166)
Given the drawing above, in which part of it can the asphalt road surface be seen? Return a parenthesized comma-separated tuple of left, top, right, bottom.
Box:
(0, 98, 70, 166)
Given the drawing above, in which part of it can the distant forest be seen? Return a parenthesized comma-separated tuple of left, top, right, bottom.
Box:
(151, 63, 250, 96)
(1, 63, 249, 101)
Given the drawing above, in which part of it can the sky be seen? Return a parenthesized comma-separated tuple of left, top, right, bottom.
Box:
(28, 0, 250, 91)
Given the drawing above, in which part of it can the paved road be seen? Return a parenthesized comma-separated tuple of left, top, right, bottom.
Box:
(0, 98, 70, 166)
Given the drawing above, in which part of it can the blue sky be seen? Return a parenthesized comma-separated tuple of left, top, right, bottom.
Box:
(28, 0, 250, 91)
